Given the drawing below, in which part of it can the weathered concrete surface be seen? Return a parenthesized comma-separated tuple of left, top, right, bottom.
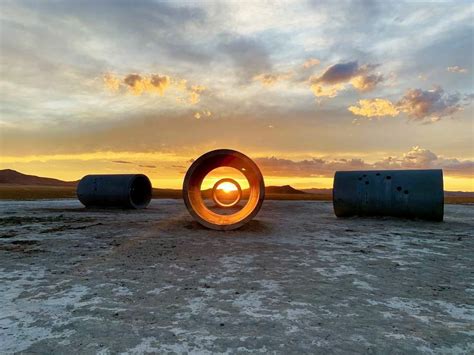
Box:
(0, 200, 473, 354)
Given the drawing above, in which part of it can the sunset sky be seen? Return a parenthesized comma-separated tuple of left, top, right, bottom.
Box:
(0, 1, 473, 190)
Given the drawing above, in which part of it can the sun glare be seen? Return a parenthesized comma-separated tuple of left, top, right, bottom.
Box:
(216, 181, 238, 193)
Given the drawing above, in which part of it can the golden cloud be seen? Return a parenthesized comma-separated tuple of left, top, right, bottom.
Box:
(103, 73, 203, 103)
(103, 73, 121, 92)
(253, 72, 292, 87)
(310, 83, 344, 98)
(188, 85, 206, 104)
(122, 73, 171, 96)
(350, 73, 384, 92)
(194, 110, 212, 119)
(348, 98, 399, 118)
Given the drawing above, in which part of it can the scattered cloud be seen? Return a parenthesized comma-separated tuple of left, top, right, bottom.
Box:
(310, 61, 383, 98)
(253, 72, 292, 87)
(397, 87, 464, 123)
(349, 87, 470, 123)
(194, 110, 212, 119)
(348, 98, 399, 118)
(104, 73, 171, 96)
(112, 160, 156, 169)
(303, 58, 320, 69)
(188, 85, 206, 104)
(447, 66, 468, 73)
(256, 146, 473, 178)
(103, 73, 121, 92)
(350, 72, 384, 92)
(103, 73, 205, 104)
(170, 165, 186, 169)
(313, 61, 360, 85)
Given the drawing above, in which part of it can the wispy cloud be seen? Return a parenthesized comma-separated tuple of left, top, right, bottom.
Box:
(302, 58, 320, 69)
(253, 72, 292, 87)
(447, 66, 468, 73)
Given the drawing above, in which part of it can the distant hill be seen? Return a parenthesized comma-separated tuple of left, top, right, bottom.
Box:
(0, 169, 77, 186)
(266, 185, 306, 194)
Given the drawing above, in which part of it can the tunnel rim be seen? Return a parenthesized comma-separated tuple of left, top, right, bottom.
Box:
(128, 174, 153, 209)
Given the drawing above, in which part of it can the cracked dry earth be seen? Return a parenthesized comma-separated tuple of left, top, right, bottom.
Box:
(0, 199, 473, 354)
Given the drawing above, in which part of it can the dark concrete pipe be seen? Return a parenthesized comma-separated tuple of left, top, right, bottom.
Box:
(333, 169, 444, 221)
(77, 174, 152, 209)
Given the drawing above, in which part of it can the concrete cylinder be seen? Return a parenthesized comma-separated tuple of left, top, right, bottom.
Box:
(183, 149, 265, 230)
(77, 174, 152, 209)
(333, 169, 443, 221)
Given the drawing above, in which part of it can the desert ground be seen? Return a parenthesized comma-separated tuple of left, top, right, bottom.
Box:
(0, 199, 473, 354)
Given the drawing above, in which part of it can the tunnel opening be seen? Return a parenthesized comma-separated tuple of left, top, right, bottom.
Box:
(130, 175, 152, 208)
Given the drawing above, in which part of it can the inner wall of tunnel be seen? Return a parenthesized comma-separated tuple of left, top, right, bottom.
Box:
(201, 167, 249, 211)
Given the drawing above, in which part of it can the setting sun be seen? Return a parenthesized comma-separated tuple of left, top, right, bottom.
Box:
(216, 181, 238, 192)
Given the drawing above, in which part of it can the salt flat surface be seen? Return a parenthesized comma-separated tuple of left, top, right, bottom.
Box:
(0, 199, 473, 354)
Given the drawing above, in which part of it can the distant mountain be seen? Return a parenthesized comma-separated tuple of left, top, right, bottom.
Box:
(266, 185, 306, 194)
(0, 169, 77, 186)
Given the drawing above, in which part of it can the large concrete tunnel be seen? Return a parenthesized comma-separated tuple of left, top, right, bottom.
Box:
(77, 174, 152, 209)
(333, 169, 444, 221)
(183, 149, 265, 230)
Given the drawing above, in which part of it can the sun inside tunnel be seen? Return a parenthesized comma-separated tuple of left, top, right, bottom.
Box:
(216, 181, 238, 193)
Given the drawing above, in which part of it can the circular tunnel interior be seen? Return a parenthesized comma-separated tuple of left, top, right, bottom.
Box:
(129, 174, 153, 209)
(183, 149, 265, 230)
(212, 178, 242, 208)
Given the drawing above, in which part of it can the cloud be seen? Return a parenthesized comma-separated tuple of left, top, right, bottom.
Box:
(350, 73, 384, 92)
(397, 87, 463, 123)
(313, 61, 359, 84)
(348, 98, 399, 118)
(194, 110, 212, 119)
(253, 72, 292, 87)
(188, 85, 206, 104)
(255, 146, 473, 178)
(310, 61, 383, 97)
(349, 87, 470, 123)
(447, 66, 468, 73)
(103, 73, 121, 92)
(303, 58, 320, 69)
(400, 146, 438, 167)
(122, 73, 171, 96)
(103, 73, 206, 104)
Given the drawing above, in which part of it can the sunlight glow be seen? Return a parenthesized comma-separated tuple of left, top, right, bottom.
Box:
(216, 181, 238, 193)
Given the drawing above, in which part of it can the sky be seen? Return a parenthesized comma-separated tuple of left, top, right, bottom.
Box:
(0, 0, 473, 190)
